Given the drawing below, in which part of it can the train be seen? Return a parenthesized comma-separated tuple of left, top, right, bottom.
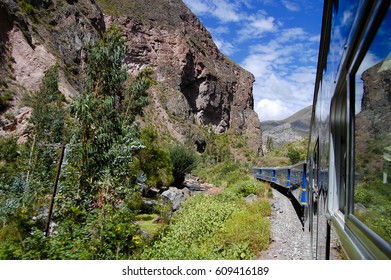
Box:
(253, 0, 391, 259)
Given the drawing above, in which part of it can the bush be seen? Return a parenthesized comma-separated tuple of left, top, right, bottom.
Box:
(133, 127, 173, 189)
(226, 178, 263, 198)
(141, 194, 238, 259)
(141, 189, 271, 260)
(169, 144, 197, 185)
(0, 90, 13, 112)
(216, 201, 270, 255)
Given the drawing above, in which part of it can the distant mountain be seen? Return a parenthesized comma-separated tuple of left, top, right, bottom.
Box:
(261, 105, 312, 149)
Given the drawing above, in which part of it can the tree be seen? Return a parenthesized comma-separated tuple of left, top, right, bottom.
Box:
(287, 146, 301, 165)
(0, 66, 66, 259)
(133, 127, 174, 190)
(0, 26, 155, 260)
(27, 66, 66, 188)
(50, 27, 154, 258)
(266, 137, 274, 152)
(67, 26, 154, 192)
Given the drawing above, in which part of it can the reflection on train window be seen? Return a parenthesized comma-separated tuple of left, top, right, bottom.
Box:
(353, 10, 391, 244)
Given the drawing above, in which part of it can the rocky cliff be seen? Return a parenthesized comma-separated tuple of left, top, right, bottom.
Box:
(0, 0, 262, 158)
(355, 57, 391, 173)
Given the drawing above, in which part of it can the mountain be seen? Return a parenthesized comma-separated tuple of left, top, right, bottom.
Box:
(0, 0, 262, 159)
(261, 105, 312, 149)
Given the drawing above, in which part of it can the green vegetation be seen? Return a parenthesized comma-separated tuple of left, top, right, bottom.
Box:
(354, 133, 391, 243)
(17, 0, 36, 17)
(258, 137, 308, 166)
(355, 178, 391, 244)
(0, 90, 13, 112)
(142, 163, 271, 259)
(169, 144, 197, 185)
(132, 127, 174, 190)
(0, 27, 153, 259)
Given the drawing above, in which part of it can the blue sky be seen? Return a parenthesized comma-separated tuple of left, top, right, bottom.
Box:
(182, 0, 324, 121)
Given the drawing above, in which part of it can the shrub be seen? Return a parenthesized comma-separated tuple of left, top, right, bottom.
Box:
(0, 90, 13, 112)
(216, 206, 270, 255)
(133, 127, 173, 189)
(287, 146, 301, 164)
(141, 194, 238, 259)
(169, 144, 197, 185)
(141, 190, 271, 260)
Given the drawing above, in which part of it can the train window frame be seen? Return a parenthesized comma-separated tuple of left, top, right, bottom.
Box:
(329, 81, 348, 216)
(346, 1, 391, 259)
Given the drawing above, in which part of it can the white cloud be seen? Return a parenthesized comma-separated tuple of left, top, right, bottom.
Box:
(342, 10, 354, 26)
(184, 0, 245, 23)
(183, 0, 210, 14)
(214, 38, 236, 56)
(239, 13, 278, 41)
(277, 27, 307, 42)
(240, 25, 319, 121)
(255, 99, 292, 121)
(209, 26, 230, 35)
(282, 0, 301, 12)
(212, 0, 242, 22)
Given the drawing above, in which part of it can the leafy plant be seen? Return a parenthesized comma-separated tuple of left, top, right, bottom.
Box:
(169, 144, 197, 185)
(216, 200, 270, 254)
(141, 194, 238, 259)
(132, 127, 173, 189)
(0, 90, 13, 112)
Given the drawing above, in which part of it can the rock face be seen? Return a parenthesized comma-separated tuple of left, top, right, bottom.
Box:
(355, 58, 391, 173)
(356, 59, 391, 145)
(0, 0, 262, 156)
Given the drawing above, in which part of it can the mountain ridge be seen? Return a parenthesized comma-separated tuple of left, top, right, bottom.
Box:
(261, 105, 312, 149)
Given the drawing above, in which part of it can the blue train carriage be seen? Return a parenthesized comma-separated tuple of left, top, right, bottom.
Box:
(307, 0, 391, 259)
(252, 162, 308, 207)
(289, 162, 307, 206)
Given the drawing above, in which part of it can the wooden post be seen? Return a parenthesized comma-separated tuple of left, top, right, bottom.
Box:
(45, 144, 65, 237)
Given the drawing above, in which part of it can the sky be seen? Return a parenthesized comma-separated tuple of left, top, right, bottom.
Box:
(182, 0, 324, 121)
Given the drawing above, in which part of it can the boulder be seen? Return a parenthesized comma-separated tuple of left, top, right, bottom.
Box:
(161, 186, 190, 211)
(245, 193, 259, 203)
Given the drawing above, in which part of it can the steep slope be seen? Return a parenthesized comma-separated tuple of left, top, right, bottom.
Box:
(261, 105, 311, 148)
(0, 0, 262, 159)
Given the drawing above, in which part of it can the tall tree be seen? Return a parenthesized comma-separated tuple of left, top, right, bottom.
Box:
(26, 65, 66, 192)
(64, 26, 154, 213)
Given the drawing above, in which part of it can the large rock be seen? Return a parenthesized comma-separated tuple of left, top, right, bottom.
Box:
(161, 187, 190, 211)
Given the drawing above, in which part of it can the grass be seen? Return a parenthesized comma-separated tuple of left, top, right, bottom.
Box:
(136, 214, 163, 236)
(216, 200, 271, 253)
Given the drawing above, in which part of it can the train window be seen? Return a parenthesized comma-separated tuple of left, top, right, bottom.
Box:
(353, 8, 391, 244)
(330, 85, 347, 214)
